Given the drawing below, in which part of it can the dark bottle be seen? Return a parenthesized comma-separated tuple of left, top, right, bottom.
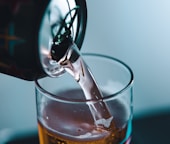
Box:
(0, 0, 87, 80)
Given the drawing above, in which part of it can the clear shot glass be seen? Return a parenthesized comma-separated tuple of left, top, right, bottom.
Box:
(35, 53, 134, 144)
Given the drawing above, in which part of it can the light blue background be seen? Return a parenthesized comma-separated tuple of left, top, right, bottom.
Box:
(0, 0, 170, 133)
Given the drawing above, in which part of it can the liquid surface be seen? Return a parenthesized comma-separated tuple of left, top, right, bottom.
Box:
(38, 89, 131, 144)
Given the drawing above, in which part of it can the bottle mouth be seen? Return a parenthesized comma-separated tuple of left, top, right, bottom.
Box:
(38, 0, 87, 77)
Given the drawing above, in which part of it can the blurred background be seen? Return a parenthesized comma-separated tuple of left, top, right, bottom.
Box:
(0, 0, 170, 139)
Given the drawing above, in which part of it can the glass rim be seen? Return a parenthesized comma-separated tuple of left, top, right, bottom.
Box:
(35, 53, 134, 103)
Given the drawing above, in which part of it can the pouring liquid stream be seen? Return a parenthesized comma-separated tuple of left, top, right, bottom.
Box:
(51, 36, 114, 129)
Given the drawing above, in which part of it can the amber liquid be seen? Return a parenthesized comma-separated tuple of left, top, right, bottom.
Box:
(37, 89, 132, 144)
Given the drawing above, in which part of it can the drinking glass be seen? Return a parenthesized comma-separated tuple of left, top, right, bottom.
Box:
(35, 53, 134, 144)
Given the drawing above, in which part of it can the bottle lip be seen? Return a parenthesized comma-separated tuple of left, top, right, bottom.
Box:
(38, 0, 87, 77)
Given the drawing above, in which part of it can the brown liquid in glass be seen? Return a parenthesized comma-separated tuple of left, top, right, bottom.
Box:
(38, 89, 131, 144)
